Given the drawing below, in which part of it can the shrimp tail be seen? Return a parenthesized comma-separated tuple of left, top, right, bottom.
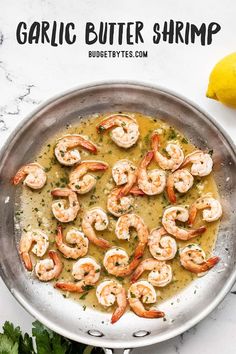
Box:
(142, 310, 165, 319)
(130, 267, 142, 283)
(188, 205, 197, 226)
(96, 117, 114, 132)
(190, 226, 206, 237)
(180, 150, 202, 169)
(151, 133, 160, 151)
(55, 282, 84, 293)
(132, 306, 165, 318)
(117, 187, 127, 199)
(147, 150, 154, 161)
(118, 176, 138, 198)
(11, 170, 25, 185)
(187, 256, 220, 274)
(48, 250, 63, 276)
(202, 256, 220, 272)
(111, 288, 127, 324)
(111, 310, 124, 324)
(93, 237, 111, 250)
(51, 188, 68, 197)
(88, 162, 108, 171)
(81, 139, 97, 154)
(21, 252, 33, 271)
(166, 175, 177, 204)
(185, 256, 220, 274)
(142, 151, 154, 167)
(129, 186, 145, 196)
(134, 241, 146, 259)
(55, 225, 63, 246)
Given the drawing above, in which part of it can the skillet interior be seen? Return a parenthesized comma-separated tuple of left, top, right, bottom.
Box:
(0, 83, 236, 349)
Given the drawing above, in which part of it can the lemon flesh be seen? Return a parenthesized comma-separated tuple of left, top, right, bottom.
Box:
(206, 52, 236, 108)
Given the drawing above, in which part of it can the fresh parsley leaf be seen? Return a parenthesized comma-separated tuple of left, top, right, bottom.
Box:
(3, 322, 21, 343)
(19, 333, 35, 354)
(32, 321, 69, 354)
(32, 321, 52, 354)
(0, 333, 19, 354)
(0, 321, 35, 354)
(90, 347, 104, 354)
(67, 341, 87, 354)
(0, 320, 90, 354)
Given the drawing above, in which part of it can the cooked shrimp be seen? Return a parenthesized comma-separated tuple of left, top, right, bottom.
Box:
(69, 160, 108, 194)
(167, 169, 194, 203)
(179, 244, 220, 274)
(162, 206, 206, 240)
(112, 159, 137, 196)
(82, 207, 111, 249)
(12, 163, 46, 189)
(35, 251, 63, 281)
(54, 134, 97, 166)
(137, 151, 166, 195)
(19, 229, 49, 271)
(107, 188, 134, 217)
(115, 213, 149, 259)
(55, 226, 88, 259)
(128, 281, 165, 318)
(96, 280, 127, 324)
(148, 227, 177, 261)
(55, 257, 100, 292)
(151, 133, 184, 171)
(188, 194, 222, 226)
(131, 258, 172, 287)
(103, 248, 142, 277)
(97, 114, 140, 148)
(181, 150, 213, 177)
(51, 188, 80, 223)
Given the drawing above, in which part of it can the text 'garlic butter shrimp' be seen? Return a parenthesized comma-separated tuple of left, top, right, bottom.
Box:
(19, 229, 49, 271)
(12, 163, 47, 189)
(137, 151, 166, 195)
(115, 213, 149, 259)
(96, 114, 140, 148)
(96, 280, 127, 324)
(181, 150, 213, 177)
(103, 248, 141, 277)
(82, 207, 111, 249)
(131, 258, 172, 287)
(167, 169, 194, 204)
(188, 194, 222, 226)
(35, 251, 63, 281)
(179, 244, 220, 274)
(69, 160, 108, 194)
(51, 188, 80, 223)
(128, 281, 165, 319)
(55, 257, 100, 292)
(54, 134, 97, 166)
(151, 133, 184, 171)
(162, 206, 206, 240)
(55, 226, 88, 259)
(148, 227, 177, 261)
(112, 159, 137, 196)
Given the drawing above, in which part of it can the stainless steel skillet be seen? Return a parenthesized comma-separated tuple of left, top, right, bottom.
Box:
(0, 82, 236, 354)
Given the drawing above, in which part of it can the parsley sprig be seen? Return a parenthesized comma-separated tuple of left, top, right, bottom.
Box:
(0, 321, 102, 354)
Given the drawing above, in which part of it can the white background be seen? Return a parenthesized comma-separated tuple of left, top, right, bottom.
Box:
(0, 0, 236, 353)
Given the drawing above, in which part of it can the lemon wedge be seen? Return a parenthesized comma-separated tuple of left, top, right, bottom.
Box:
(206, 52, 236, 108)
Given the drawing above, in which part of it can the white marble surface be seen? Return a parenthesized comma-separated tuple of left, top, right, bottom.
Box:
(0, 0, 236, 353)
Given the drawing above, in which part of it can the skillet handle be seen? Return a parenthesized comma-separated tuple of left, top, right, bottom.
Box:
(103, 349, 133, 354)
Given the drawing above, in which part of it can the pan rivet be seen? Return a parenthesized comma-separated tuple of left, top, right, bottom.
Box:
(88, 330, 104, 337)
(133, 330, 150, 337)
